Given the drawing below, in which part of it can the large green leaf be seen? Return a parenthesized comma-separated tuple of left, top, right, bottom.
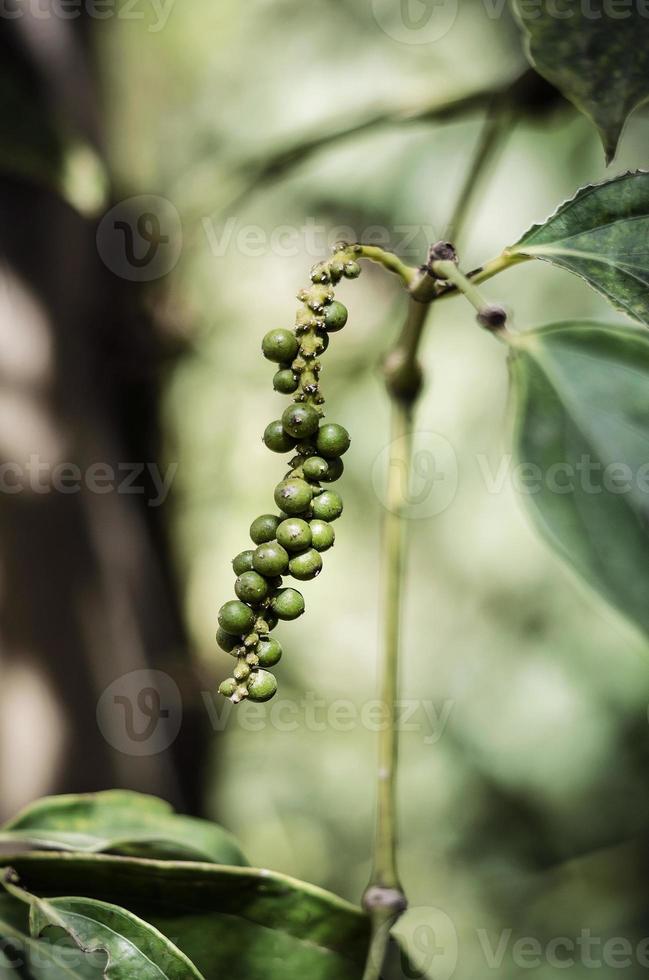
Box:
(1, 853, 415, 980)
(511, 172, 649, 326)
(0, 792, 246, 867)
(511, 0, 649, 161)
(2, 878, 204, 980)
(509, 320, 649, 638)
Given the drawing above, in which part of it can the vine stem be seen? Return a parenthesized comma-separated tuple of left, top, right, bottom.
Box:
(360, 95, 516, 980)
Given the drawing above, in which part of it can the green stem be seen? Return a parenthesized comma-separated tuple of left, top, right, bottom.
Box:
(361, 100, 517, 980)
(357, 245, 418, 287)
(361, 399, 411, 980)
(432, 259, 492, 315)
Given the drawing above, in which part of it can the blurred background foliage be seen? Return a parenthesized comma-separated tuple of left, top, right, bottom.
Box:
(3, 0, 649, 976)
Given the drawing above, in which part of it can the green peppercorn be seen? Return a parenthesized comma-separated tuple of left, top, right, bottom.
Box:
(218, 599, 256, 636)
(233, 661, 251, 682)
(281, 403, 320, 439)
(310, 519, 335, 551)
(271, 587, 305, 620)
(216, 627, 239, 652)
(257, 637, 282, 667)
(316, 330, 330, 353)
(289, 548, 323, 580)
(323, 301, 348, 332)
(312, 489, 343, 521)
(273, 368, 299, 394)
(257, 610, 278, 634)
(302, 456, 329, 480)
(321, 457, 344, 482)
(250, 513, 280, 544)
(247, 669, 278, 702)
(262, 328, 298, 363)
(274, 478, 313, 515)
(232, 550, 255, 576)
(219, 678, 237, 698)
(264, 420, 298, 454)
(276, 517, 312, 552)
(343, 260, 361, 279)
(316, 422, 350, 458)
(253, 541, 289, 576)
(235, 570, 269, 603)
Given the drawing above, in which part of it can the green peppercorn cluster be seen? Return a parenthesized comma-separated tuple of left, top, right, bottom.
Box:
(216, 243, 361, 703)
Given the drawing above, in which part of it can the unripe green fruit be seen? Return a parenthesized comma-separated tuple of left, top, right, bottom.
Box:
(264, 420, 297, 454)
(273, 368, 299, 394)
(232, 550, 255, 576)
(289, 548, 322, 580)
(253, 541, 289, 576)
(250, 513, 280, 544)
(257, 637, 282, 667)
(262, 328, 298, 363)
(302, 456, 329, 481)
(219, 678, 237, 698)
(316, 423, 350, 458)
(274, 478, 313, 515)
(216, 627, 239, 652)
(271, 587, 305, 620)
(281, 403, 320, 439)
(323, 301, 348, 332)
(316, 330, 330, 353)
(277, 517, 312, 552)
(218, 600, 256, 636)
(310, 519, 335, 551)
(257, 610, 278, 634)
(235, 570, 269, 603)
(247, 669, 278, 702)
(343, 260, 361, 279)
(312, 489, 343, 521)
(233, 661, 251, 682)
(321, 457, 344, 482)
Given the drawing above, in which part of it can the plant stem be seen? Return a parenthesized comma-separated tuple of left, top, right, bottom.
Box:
(357, 245, 418, 287)
(431, 259, 492, 315)
(361, 97, 517, 980)
(361, 398, 411, 980)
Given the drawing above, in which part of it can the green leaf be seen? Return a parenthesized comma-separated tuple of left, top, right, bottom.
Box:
(511, 172, 649, 326)
(2, 877, 204, 980)
(509, 320, 649, 638)
(1, 853, 418, 980)
(0, 792, 246, 867)
(510, 0, 649, 161)
(0, 892, 104, 979)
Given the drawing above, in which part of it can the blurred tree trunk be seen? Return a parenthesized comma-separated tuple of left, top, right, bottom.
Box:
(0, 9, 208, 820)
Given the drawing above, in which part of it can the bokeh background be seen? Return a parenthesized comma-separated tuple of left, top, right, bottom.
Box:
(2, 1, 649, 976)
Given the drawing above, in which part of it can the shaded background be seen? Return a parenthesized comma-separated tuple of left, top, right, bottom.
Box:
(2, 1, 649, 976)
